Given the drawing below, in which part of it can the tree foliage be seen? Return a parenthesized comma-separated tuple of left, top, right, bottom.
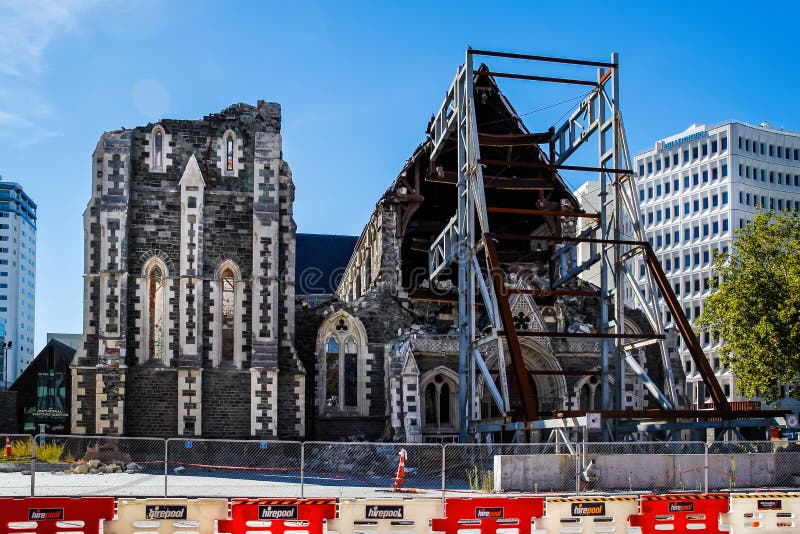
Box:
(697, 210, 800, 403)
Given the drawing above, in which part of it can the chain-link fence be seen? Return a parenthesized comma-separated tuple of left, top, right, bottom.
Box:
(0, 433, 33, 496)
(1, 436, 798, 497)
(581, 441, 707, 493)
(444, 443, 579, 494)
(166, 438, 302, 497)
(31, 435, 166, 496)
(301, 442, 443, 498)
(706, 439, 800, 491)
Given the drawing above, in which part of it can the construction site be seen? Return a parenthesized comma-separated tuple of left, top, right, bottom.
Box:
(1, 46, 799, 534)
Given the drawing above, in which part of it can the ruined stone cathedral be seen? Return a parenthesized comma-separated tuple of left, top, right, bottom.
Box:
(73, 75, 681, 440)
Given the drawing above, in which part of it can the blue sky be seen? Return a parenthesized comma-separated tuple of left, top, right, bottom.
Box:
(0, 0, 799, 352)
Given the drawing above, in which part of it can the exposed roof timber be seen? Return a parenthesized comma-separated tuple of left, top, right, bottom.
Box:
(477, 131, 553, 146)
(427, 173, 555, 190)
(487, 207, 598, 219)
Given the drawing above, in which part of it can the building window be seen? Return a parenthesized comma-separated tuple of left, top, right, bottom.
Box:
(226, 134, 234, 171)
(221, 267, 235, 362)
(317, 313, 368, 415)
(721, 137, 727, 150)
(148, 265, 166, 361)
(423, 372, 456, 431)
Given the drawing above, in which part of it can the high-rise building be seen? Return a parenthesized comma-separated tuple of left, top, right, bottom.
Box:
(633, 121, 800, 406)
(0, 177, 37, 386)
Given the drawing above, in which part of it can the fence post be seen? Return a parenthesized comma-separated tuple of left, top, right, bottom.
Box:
(30, 434, 37, 496)
(164, 438, 169, 497)
(441, 444, 446, 500)
(704, 441, 709, 494)
(300, 441, 305, 498)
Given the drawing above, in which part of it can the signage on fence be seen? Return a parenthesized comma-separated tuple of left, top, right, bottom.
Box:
(758, 499, 782, 510)
(366, 505, 404, 519)
(28, 508, 64, 520)
(145, 505, 188, 520)
(259, 505, 298, 519)
(475, 507, 503, 519)
(668, 501, 694, 512)
(571, 502, 605, 516)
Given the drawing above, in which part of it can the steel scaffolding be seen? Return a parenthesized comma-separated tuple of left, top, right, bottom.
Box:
(426, 49, 778, 442)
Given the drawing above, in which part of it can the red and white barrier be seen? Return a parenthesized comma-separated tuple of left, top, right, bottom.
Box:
(217, 498, 336, 534)
(432, 496, 545, 534)
(0, 497, 115, 534)
(628, 493, 729, 533)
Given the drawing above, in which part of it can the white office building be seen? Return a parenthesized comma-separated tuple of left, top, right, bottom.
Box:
(0, 177, 36, 386)
(633, 121, 800, 406)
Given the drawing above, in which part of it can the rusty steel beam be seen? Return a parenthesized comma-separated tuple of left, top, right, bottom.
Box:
(488, 232, 647, 247)
(485, 236, 538, 421)
(552, 409, 787, 420)
(505, 331, 665, 340)
(478, 158, 631, 175)
(489, 369, 601, 376)
(487, 206, 599, 219)
(506, 288, 600, 298)
(469, 49, 618, 68)
(482, 71, 597, 87)
(642, 245, 731, 415)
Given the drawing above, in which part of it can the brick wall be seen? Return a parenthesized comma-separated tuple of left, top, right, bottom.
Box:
(126, 367, 178, 437)
(202, 370, 251, 438)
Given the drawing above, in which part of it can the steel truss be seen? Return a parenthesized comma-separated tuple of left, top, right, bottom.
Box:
(426, 49, 764, 443)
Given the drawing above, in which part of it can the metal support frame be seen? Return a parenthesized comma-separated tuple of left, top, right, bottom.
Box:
(428, 48, 736, 443)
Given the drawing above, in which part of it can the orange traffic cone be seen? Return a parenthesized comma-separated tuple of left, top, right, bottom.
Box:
(5, 436, 10, 458)
(392, 448, 407, 490)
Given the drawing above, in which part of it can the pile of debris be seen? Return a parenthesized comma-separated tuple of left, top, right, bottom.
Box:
(61, 459, 143, 475)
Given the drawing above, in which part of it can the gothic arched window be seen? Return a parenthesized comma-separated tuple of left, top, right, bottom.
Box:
(422, 372, 456, 431)
(148, 265, 165, 361)
(213, 260, 242, 368)
(226, 134, 234, 171)
(154, 130, 164, 168)
(317, 313, 368, 415)
(221, 267, 235, 361)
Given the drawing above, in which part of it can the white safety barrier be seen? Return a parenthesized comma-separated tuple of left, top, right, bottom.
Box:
(533, 495, 638, 534)
(327, 498, 443, 534)
(720, 493, 800, 532)
(103, 498, 228, 534)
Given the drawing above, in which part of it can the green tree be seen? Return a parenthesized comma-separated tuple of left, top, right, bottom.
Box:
(697, 210, 800, 403)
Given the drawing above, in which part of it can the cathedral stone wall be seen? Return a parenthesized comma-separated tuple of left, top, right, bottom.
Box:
(73, 102, 303, 438)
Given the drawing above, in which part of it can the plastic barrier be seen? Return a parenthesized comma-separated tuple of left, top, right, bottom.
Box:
(533, 495, 638, 534)
(432, 496, 545, 534)
(103, 498, 228, 534)
(628, 493, 729, 533)
(217, 498, 336, 534)
(0, 497, 115, 534)
(327, 498, 443, 534)
(720, 493, 800, 532)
